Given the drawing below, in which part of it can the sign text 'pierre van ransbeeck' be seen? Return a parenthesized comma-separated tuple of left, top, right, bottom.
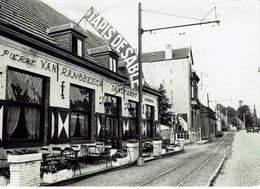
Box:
(84, 7, 141, 89)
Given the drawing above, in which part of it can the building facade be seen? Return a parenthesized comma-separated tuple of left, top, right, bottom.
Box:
(142, 45, 200, 143)
(200, 104, 217, 140)
(0, 0, 161, 150)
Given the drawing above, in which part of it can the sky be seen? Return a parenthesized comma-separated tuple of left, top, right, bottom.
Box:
(42, 0, 260, 114)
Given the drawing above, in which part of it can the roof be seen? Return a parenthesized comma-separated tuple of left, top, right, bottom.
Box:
(88, 45, 117, 56)
(142, 47, 190, 63)
(0, 0, 107, 50)
(200, 103, 217, 120)
(0, 0, 131, 83)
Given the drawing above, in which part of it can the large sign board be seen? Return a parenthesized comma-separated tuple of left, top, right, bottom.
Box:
(84, 7, 142, 89)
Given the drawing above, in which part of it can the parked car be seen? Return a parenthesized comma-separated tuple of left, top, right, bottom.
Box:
(253, 126, 259, 133)
(247, 127, 253, 133)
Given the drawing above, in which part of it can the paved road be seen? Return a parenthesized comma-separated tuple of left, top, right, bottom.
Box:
(214, 130, 260, 187)
(67, 133, 234, 187)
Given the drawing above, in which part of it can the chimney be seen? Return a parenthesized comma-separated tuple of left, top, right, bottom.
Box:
(165, 44, 173, 59)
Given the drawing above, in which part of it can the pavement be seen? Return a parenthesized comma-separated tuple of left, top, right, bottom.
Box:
(214, 130, 260, 187)
(41, 149, 184, 186)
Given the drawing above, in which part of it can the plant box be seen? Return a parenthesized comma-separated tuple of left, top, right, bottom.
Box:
(161, 149, 166, 155)
(111, 156, 130, 167)
(8, 152, 42, 186)
(0, 176, 6, 186)
(126, 142, 139, 148)
(7, 152, 42, 163)
(43, 169, 73, 183)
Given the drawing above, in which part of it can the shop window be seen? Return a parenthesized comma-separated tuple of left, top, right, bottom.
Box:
(101, 94, 120, 138)
(70, 85, 92, 140)
(146, 105, 154, 138)
(109, 57, 117, 73)
(72, 35, 83, 57)
(128, 101, 137, 138)
(5, 69, 45, 143)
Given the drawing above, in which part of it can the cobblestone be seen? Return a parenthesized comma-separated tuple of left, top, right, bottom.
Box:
(214, 130, 260, 187)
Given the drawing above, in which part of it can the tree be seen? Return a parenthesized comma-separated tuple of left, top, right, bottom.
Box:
(237, 105, 254, 128)
(226, 106, 237, 118)
(226, 106, 238, 126)
(158, 84, 173, 127)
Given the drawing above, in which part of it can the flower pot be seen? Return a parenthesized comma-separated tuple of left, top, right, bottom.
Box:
(43, 169, 73, 183)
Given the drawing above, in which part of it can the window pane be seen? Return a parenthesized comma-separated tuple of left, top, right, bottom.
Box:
(70, 86, 90, 111)
(109, 57, 113, 71)
(113, 59, 117, 72)
(7, 106, 41, 140)
(70, 112, 89, 138)
(7, 70, 43, 104)
(77, 39, 83, 57)
(104, 95, 118, 115)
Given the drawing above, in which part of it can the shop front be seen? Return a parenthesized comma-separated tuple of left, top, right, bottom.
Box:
(0, 35, 160, 150)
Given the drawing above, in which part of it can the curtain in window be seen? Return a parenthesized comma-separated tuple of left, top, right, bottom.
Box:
(79, 114, 86, 137)
(24, 107, 40, 139)
(70, 113, 77, 137)
(6, 106, 21, 137)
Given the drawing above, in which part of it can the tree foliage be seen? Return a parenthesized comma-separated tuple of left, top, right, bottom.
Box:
(237, 105, 254, 128)
(226, 106, 237, 118)
(158, 84, 173, 127)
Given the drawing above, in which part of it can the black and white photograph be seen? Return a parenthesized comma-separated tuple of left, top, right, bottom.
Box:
(0, 0, 259, 187)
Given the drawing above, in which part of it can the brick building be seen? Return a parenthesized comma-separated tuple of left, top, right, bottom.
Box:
(200, 104, 217, 140)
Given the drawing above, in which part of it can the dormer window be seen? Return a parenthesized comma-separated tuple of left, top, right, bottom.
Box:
(109, 57, 117, 73)
(72, 35, 83, 57)
(47, 23, 87, 58)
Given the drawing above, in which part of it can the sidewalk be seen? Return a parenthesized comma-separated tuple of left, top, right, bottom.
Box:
(41, 149, 184, 186)
(214, 130, 260, 187)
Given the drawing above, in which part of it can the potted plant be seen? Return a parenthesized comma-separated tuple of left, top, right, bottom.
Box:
(41, 159, 73, 183)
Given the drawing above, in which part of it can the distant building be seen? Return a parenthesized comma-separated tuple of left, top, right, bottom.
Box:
(200, 104, 217, 140)
(142, 44, 200, 143)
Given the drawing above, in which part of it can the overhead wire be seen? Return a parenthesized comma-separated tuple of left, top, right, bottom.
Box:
(200, 7, 216, 23)
(142, 9, 210, 22)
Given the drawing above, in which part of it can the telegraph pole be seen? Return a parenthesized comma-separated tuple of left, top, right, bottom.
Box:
(137, 2, 144, 166)
(207, 93, 211, 141)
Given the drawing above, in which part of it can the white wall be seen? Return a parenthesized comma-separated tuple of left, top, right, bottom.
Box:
(0, 36, 159, 119)
(143, 56, 193, 134)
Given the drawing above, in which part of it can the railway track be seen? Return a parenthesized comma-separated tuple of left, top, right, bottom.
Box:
(139, 133, 234, 186)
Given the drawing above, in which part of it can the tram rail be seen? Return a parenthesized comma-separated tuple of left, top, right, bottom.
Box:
(139, 132, 234, 186)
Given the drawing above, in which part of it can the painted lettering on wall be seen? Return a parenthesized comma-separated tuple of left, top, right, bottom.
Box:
(0, 49, 59, 74)
(1, 48, 104, 88)
(1, 49, 36, 67)
(60, 67, 103, 87)
(84, 7, 143, 89)
(41, 60, 58, 73)
(111, 84, 137, 98)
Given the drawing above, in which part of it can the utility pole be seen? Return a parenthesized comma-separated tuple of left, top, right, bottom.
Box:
(137, 2, 144, 166)
(225, 109, 228, 130)
(207, 93, 211, 141)
(243, 113, 246, 128)
(137, 2, 220, 165)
